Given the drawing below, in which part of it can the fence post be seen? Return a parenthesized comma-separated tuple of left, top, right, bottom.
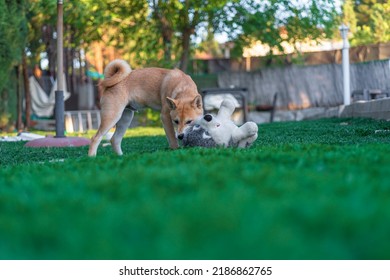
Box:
(339, 24, 351, 106)
(55, 0, 65, 137)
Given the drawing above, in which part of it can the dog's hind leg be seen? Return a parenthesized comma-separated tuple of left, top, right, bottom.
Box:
(111, 108, 134, 155)
(88, 102, 126, 157)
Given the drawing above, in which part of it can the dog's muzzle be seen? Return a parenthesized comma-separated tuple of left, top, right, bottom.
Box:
(204, 114, 213, 122)
(177, 134, 184, 140)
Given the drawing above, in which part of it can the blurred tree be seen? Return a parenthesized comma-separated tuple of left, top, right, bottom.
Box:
(212, 0, 338, 57)
(81, 0, 228, 71)
(0, 0, 28, 126)
(0, 0, 28, 91)
(197, 26, 224, 58)
(25, 0, 340, 73)
(341, 0, 390, 45)
(174, 0, 228, 71)
(341, 0, 357, 34)
(26, 0, 149, 108)
(133, 0, 228, 70)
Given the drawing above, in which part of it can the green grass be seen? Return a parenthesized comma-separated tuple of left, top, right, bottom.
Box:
(1, 118, 390, 259)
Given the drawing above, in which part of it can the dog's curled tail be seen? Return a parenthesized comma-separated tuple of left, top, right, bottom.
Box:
(99, 59, 132, 88)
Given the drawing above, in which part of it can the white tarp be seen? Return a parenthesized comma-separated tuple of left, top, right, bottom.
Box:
(29, 74, 71, 117)
(0, 132, 44, 142)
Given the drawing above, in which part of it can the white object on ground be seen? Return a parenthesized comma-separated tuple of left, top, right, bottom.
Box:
(0, 132, 45, 142)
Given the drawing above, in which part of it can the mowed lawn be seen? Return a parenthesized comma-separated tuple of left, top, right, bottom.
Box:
(1, 118, 390, 259)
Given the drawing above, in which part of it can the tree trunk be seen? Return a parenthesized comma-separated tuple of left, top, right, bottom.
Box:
(16, 65, 23, 131)
(94, 42, 104, 109)
(162, 32, 172, 64)
(152, 0, 173, 66)
(90, 41, 104, 74)
(160, 17, 173, 65)
(22, 53, 31, 129)
(178, 2, 198, 72)
(179, 28, 192, 72)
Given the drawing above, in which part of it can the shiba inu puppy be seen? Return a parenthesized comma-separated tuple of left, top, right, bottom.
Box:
(88, 59, 203, 156)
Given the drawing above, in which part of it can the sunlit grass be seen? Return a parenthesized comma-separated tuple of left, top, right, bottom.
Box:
(1, 118, 390, 260)
(66, 126, 165, 138)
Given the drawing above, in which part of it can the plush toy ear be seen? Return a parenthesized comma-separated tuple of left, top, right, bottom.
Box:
(192, 95, 203, 109)
(217, 99, 235, 119)
(166, 97, 178, 110)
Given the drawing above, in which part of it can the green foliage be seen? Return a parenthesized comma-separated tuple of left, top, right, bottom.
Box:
(342, 0, 357, 34)
(23, 0, 340, 71)
(131, 0, 229, 69)
(1, 118, 390, 259)
(0, 67, 19, 130)
(342, 0, 390, 45)
(0, 113, 10, 129)
(135, 108, 162, 127)
(27, 0, 149, 66)
(197, 27, 224, 57)
(0, 0, 27, 124)
(0, 0, 28, 93)
(213, 0, 338, 57)
(133, 0, 339, 66)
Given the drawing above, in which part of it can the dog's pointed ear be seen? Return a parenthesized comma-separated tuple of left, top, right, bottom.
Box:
(192, 95, 203, 109)
(166, 97, 177, 110)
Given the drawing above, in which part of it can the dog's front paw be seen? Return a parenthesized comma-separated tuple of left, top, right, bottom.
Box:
(170, 143, 179, 149)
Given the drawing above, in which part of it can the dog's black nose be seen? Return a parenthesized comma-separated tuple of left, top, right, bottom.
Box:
(204, 114, 212, 122)
(178, 134, 184, 140)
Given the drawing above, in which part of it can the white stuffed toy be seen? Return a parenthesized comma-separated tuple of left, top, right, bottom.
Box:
(181, 99, 258, 148)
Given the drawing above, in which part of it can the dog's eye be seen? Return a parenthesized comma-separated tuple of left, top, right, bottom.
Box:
(185, 120, 192, 125)
(174, 120, 179, 124)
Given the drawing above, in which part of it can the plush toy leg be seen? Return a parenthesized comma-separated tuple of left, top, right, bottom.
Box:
(232, 122, 258, 142)
(232, 122, 258, 148)
(237, 133, 258, 148)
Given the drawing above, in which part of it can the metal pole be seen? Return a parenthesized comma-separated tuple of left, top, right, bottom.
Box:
(340, 24, 350, 106)
(55, 0, 65, 137)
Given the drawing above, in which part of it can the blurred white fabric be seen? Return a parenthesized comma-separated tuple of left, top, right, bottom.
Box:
(29, 74, 71, 117)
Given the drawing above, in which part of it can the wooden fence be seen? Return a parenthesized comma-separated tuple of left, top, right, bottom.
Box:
(191, 42, 390, 74)
(217, 59, 390, 109)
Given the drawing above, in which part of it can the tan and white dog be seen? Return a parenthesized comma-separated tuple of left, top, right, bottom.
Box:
(88, 59, 203, 156)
